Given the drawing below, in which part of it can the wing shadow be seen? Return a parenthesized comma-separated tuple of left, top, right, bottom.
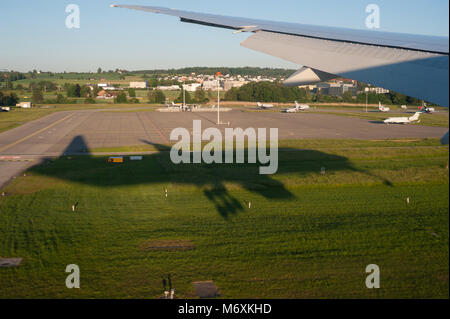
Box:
(26, 135, 392, 219)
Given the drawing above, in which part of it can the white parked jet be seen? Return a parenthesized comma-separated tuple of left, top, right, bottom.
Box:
(284, 101, 310, 113)
(378, 102, 390, 112)
(164, 101, 182, 108)
(257, 102, 274, 110)
(384, 112, 421, 124)
(295, 101, 310, 110)
(420, 104, 436, 113)
(284, 106, 298, 113)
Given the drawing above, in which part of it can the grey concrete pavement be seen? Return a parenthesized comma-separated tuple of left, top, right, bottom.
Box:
(0, 108, 447, 189)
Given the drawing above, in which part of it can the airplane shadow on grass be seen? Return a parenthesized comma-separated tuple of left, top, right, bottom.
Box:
(31, 136, 392, 219)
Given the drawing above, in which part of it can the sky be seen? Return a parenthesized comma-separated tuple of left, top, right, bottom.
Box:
(0, 0, 448, 72)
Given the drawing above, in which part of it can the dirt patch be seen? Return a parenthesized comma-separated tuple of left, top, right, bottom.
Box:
(3, 176, 62, 195)
(0, 258, 22, 267)
(193, 281, 220, 298)
(139, 239, 195, 251)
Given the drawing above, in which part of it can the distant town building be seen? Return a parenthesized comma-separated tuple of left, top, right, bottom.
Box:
(96, 90, 116, 99)
(182, 83, 202, 92)
(223, 80, 247, 91)
(16, 102, 32, 108)
(97, 83, 118, 90)
(368, 87, 390, 94)
(129, 81, 147, 89)
(298, 84, 317, 90)
(157, 85, 181, 91)
(328, 84, 342, 97)
(342, 84, 358, 96)
(202, 80, 219, 90)
(316, 82, 358, 97)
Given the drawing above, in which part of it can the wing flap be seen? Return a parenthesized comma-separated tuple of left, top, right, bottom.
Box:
(242, 31, 449, 106)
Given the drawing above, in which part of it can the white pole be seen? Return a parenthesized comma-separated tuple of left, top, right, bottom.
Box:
(183, 80, 186, 109)
(365, 89, 368, 113)
(366, 92, 368, 113)
(217, 78, 220, 125)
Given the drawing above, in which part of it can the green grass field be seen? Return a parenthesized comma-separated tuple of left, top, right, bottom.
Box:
(0, 139, 448, 298)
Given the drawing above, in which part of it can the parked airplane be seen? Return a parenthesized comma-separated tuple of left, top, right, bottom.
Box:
(419, 104, 436, 113)
(295, 101, 310, 110)
(378, 102, 390, 112)
(257, 102, 274, 110)
(165, 101, 181, 108)
(164, 101, 196, 111)
(111, 4, 449, 142)
(171, 102, 183, 108)
(284, 106, 298, 113)
(284, 101, 310, 113)
(384, 112, 421, 124)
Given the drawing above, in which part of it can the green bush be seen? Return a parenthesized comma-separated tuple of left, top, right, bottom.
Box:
(114, 92, 128, 104)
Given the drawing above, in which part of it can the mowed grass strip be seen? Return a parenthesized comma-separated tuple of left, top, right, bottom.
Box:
(0, 139, 448, 298)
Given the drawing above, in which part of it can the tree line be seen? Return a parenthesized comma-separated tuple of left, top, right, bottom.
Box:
(135, 67, 295, 78)
(0, 72, 26, 83)
(225, 82, 428, 105)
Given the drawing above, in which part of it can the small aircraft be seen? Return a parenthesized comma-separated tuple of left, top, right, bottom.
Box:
(284, 101, 310, 113)
(378, 102, 390, 112)
(295, 101, 310, 110)
(165, 101, 194, 111)
(384, 112, 421, 124)
(168, 101, 183, 108)
(419, 103, 435, 113)
(257, 102, 274, 110)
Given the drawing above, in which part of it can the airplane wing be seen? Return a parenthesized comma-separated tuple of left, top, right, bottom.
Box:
(111, 4, 449, 108)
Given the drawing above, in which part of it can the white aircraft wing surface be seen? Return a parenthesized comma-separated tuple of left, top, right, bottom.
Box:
(111, 4, 449, 107)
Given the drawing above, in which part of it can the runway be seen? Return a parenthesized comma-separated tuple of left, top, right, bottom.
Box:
(0, 108, 447, 189)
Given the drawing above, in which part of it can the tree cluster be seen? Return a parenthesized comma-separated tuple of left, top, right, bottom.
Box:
(29, 81, 58, 92)
(225, 82, 310, 103)
(174, 88, 209, 104)
(0, 72, 26, 83)
(0, 92, 19, 106)
(148, 90, 166, 104)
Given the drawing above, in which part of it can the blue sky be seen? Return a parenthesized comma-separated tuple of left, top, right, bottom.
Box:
(0, 0, 448, 72)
